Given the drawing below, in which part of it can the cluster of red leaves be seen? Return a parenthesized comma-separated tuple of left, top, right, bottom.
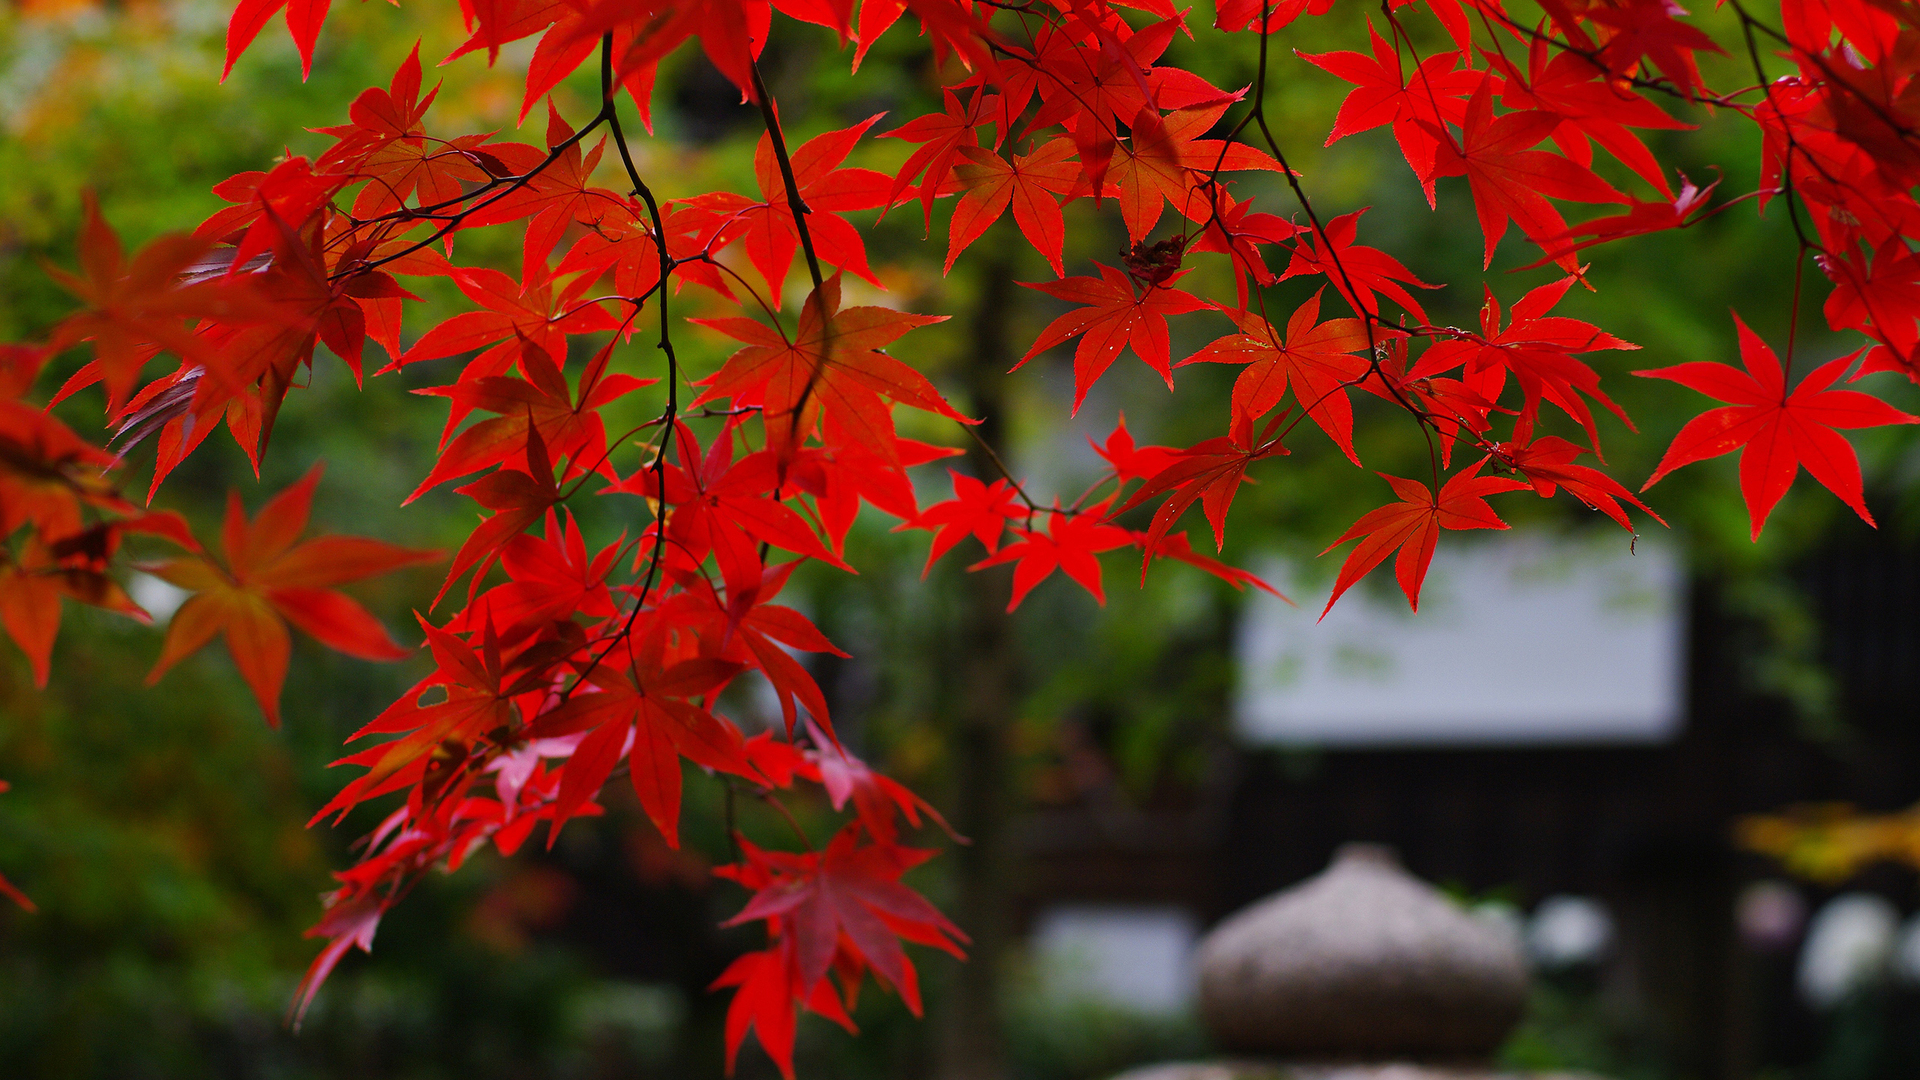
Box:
(8, 0, 1920, 1072)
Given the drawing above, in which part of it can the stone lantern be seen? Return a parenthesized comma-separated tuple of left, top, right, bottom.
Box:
(1112, 845, 1586, 1080)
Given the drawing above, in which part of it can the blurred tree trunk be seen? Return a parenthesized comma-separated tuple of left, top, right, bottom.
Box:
(934, 225, 1021, 1080)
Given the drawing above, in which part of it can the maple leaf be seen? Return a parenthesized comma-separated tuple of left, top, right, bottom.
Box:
(1280, 207, 1440, 325)
(1637, 313, 1920, 539)
(1091, 412, 1180, 483)
(806, 720, 959, 843)
(667, 564, 849, 737)
(618, 422, 849, 598)
(312, 621, 527, 825)
(224, 0, 336, 79)
(409, 338, 654, 501)
(1215, 0, 1333, 33)
(460, 101, 629, 281)
(1822, 236, 1920, 367)
(1118, 409, 1290, 567)
(1519, 171, 1720, 270)
(0, 534, 149, 688)
(676, 117, 894, 306)
(880, 90, 987, 230)
(970, 502, 1135, 611)
(692, 274, 967, 465)
(1105, 101, 1282, 243)
(1488, 35, 1692, 196)
(1015, 264, 1208, 412)
(0, 400, 131, 543)
(1182, 188, 1302, 308)
(1355, 332, 1507, 467)
(1588, 0, 1724, 102)
(1320, 462, 1528, 617)
(387, 265, 618, 376)
(448, 510, 620, 646)
(193, 156, 347, 273)
(899, 470, 1026, 576)
(1138, 529, 1286, 597)
(781, 435, 958, 554)
(435, 428, 563, 612)
(1426, 80, 1627, 268)
(1411, 277, 1637, 454)
(1300, 23, 1480, 197)
(189, 212, 418, 452)
(530, 634, 748, 846)
(710, 944, 856, 1079)
(316, 50, 504, 221)
(1023, 16, 1210, 186)
(1179, 291, 1372, 462)
(144, 465, 440, 725)
(945, 139, 1081, 276)
(45, 194, 263, 414)
(722, 827, 966, 1023)
(1489, 412, 1666, 531)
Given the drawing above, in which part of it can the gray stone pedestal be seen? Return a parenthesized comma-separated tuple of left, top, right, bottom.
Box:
(1109, 846, 1595, 1080)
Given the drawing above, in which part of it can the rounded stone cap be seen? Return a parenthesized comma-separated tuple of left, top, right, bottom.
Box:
(1195, 845, 1529, 1058)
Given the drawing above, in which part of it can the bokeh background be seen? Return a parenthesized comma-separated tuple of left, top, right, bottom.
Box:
(4, 1, 1920, 1078)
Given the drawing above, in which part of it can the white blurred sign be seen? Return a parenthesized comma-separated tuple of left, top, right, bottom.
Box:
(1030, 904, 1198, 1014)
(1234, 533, 1685, 747)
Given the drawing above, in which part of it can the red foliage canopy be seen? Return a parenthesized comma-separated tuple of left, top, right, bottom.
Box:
(8, 0, 1920, 1072)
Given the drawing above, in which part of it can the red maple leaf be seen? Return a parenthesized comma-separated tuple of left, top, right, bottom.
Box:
(387, 265, 618, 376)
(1427, 80, 1626, 268)
(313, 47, 498, 220)
(45, 195, 263, 414)
(1519, 171, 1719, 269)
(676, 117, 894, 306)
(1133, 530, 1286, 597)
(1105, 101, 1282, 243)
(1637, 312, 1920, 538)
(1588, 0, 1724, 102)
(1300, 22, 1480, 198)
(880, 89, 987, 230)
(709, 944, 856, 1080)
(0, 533, 149, 687)
(1489, 412, 1666, 531)
(806, 721, 958, 843)
(1411, 277, 1636, 453)
(970, 501, 1135, 610)
(143, 465, 440, 725)
(1179, 291, 1373, 462)
(1320, 461, 1527, 617)
(447, 510, 620, 645)
(1823, 236, 1920, 368)
(1091, 412, 1180, 484)
(437, 425, 562, 608)
(1118, 409, 1290, 565)
(667, 564, 850, 737)
(1280, 207, 1440, 325)
(945, 138, 1082, 275)
(460, 102, 628, 281)
(899, 470, 1026, 576)
(529, 634, 748, 846)
(692, 274, 966, 465)
(409, 338, 655, 501)
(617, 421, 848, 598)
(1488, 35, 1692, 196)
(721, 826, 965, 1029)
(224, 0, 337, 78)
(311, 620, 522, 823)
(1015, 264, 1208, 412)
